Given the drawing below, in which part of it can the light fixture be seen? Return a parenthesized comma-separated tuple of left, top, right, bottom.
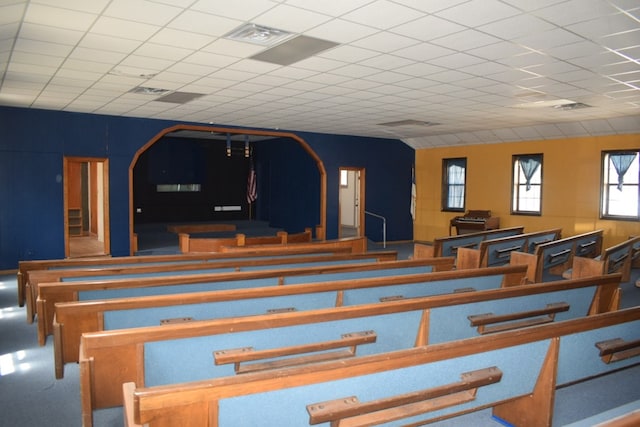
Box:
(224, 23, 293, 46)
(226, 134, 231, 157)
(244, 135, 250, 158)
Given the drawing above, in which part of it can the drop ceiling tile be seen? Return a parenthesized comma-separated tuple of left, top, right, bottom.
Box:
(104, 0, 182, 26)
(191, 0, 280, 21)
(304, 18, 378, 44)
(78, 34, 143, 54)
(253, 4, 332, 33)
(432, 29, 502, 51)
(69, 46, 128, 64)
(149, 28, 214, 50)
(0, 3, 28, 25)
(342, 0, 425, 30)
(435, 0, 521, 27)
(391, 15, 466, 41)
(285, 0, 373, 16)
(567, 13, 639, 40)
(479, 13, 556, 40)
(168, 10, 241, 37)
(17, 23, 81, 46)
(13, 38, 74, 57)
(290, 56, 346, 73)
(393, 42, 454, 62)
(358, 54, 415, 71)
(319, 45, 379, 62)
(351, 31, 420, 53)
(532, 0, 619, 26)
(10, 51, 65, 68)
(24, 4, 96, 31)
(600, 28, 640, 50)
(201, 39, 264, 58)
(91, 16, 160, 41)
(515, 28, 584, 50)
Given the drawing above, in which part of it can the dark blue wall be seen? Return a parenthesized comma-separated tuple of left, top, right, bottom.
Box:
(0, 106, 414, 269)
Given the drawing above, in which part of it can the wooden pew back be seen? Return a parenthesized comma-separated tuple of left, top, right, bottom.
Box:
(53, 261, 513, 377)
(35, 252, 407, 345)
(123, 307, 640, 427)
(457, 228, 562, 269)
(180, 228, 313, 252)
(413, 226, 525, 259)
(510, 229, 604, 283)
(79, 272, 621, 423)
(569, 236, 640, 282)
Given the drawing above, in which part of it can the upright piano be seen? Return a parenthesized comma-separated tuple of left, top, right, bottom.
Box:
(450, 210, 500, 235)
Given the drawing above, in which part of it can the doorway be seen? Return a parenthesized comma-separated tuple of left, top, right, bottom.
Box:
(63, 157, 110, 258)
(338, 167, 365, 238)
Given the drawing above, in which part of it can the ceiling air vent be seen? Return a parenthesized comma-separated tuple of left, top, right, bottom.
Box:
(378, 119, 441, 127)
(129, 86, 171, 95)
(553, 102, 591, 111)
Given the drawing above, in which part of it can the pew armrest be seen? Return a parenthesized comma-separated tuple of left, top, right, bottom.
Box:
(306, 366, 502, 426)
(468, 302, 570, 334)
(214, 330, 377, 374)
(596, 338, 640, 364)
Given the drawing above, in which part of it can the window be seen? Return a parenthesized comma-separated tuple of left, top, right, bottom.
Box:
(512, 154, 542, 215)
(442, 158, 466, 211)
(601, 150, 639, 219)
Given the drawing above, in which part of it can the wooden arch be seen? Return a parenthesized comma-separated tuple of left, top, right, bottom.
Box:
(128, 124, 327, 254)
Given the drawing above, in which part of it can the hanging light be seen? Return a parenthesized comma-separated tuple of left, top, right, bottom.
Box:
(244, 135, 250, 158)
(226, 133, 231, 157)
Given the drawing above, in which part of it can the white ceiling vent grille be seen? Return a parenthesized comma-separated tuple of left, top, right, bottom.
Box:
(378, 119, 441, 127)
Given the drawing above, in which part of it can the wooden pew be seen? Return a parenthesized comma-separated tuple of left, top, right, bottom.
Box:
(78, 273, 621, 425)
(564, 401, 640, 427)
(166, 223, 236, 234)
(457, 228, 562, 269)
(54, 262, 518, 378)
(218, 235, 368, 254)
(122, 306, 639, 427)
(567, 236, 640, 282)
(179, 228, 312, 252)
(35, 252, 413, 345)
(27, 249, 394, 325)
(510, 229, 604, 283)
(18, 235, 357, 311)
(413, 226, 525, 259)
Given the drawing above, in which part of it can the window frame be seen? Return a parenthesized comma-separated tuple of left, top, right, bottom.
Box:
(511, 153, 543, 216)
(600, 149, 640, 221)
(441, 157, 467, 212)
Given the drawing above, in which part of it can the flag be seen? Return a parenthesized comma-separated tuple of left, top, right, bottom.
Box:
(410, 167, 416, 221)
(247, 161, 257, 204)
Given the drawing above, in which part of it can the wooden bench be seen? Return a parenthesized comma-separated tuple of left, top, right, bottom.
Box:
(27, 250, 395, 325)
(457, 228, 562, 269)
(53, 262, 514, 378)
(121, 306, 639, 427)
(563, 401, 640, 427)
(510, 229, 604, 283)
(21, 245, 359, 320)
(566, 236, 640, 282)
(78, 273, 621, 425)
(179, 228, 312, 252)
(413, 226, 525, 259)
(34, 252, 409, 345)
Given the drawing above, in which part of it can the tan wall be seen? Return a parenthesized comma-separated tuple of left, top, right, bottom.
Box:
(414, 134, 640, 248)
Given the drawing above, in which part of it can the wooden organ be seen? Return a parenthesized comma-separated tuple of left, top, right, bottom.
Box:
(450, 210, 500, 235)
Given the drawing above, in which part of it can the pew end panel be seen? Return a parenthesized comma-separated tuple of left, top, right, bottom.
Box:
(455, 247, 480, 269)
(413, 242, 435, 259)
(509, 251, 538, 284)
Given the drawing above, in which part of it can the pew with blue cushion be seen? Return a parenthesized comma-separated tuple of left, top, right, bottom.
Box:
(54, 263, 524, 377)
(567, 236, 640, 282)
(121, 306, 639, 427)
(30, 251, 399, 331)
(79, 273, 621, 425)
(510, 229, 604, 283)
(413, 226, 525, 259)
(457, 228, 562, 269)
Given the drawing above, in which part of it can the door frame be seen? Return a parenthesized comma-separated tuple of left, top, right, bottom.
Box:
(63, 156, 110, 257)
(338, 167, 365, 239)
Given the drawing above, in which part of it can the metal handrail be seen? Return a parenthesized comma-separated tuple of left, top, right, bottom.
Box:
(365, 210, 386, 248)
